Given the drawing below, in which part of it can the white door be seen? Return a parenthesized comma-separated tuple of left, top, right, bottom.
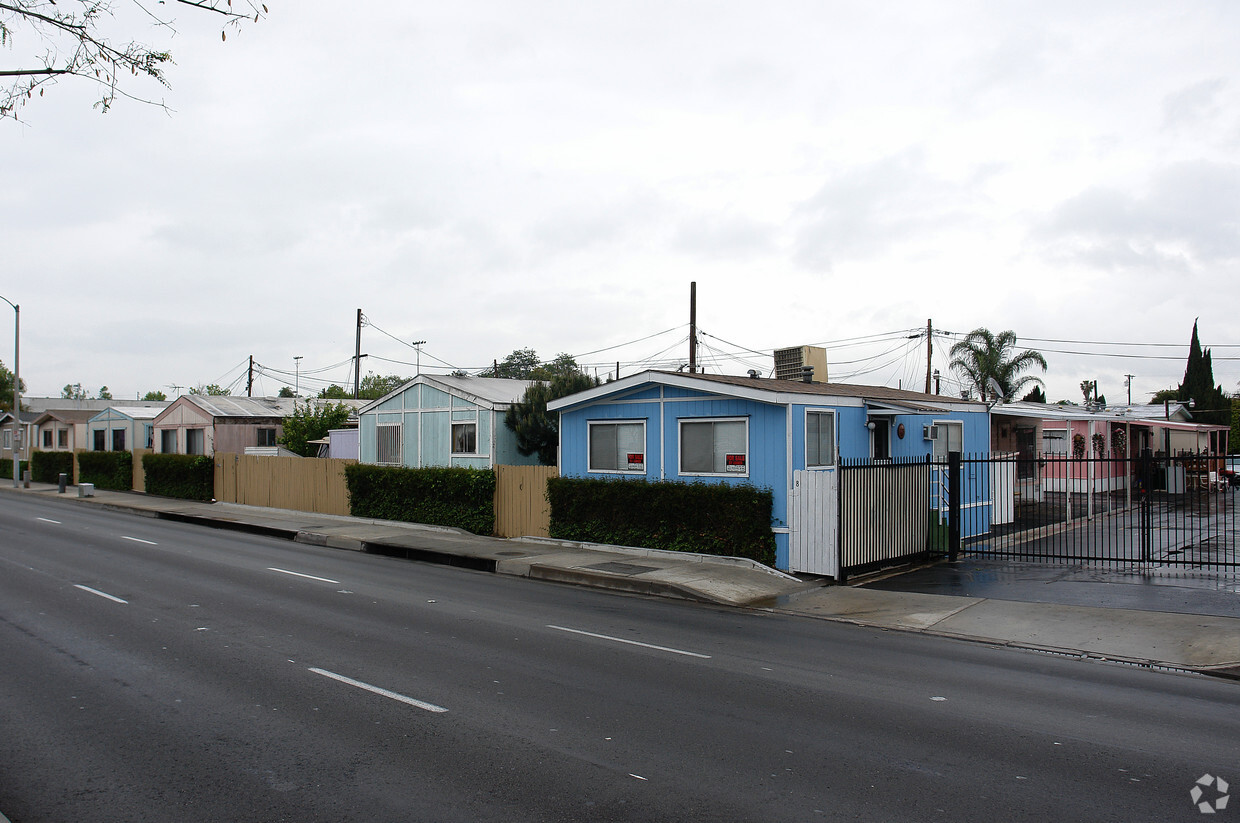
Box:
(788, 469, 839, 576)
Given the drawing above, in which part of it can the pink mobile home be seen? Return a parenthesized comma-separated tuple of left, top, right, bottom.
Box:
(991, 401, 1229, 497)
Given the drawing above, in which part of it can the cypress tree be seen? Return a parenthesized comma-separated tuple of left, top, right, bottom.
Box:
(1177, 321, 1230, 426)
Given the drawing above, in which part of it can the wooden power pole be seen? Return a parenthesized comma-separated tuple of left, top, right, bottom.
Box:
(689, 282, 697, 373)
(924, 318, 933, 394)
(354, 309, 363, 399)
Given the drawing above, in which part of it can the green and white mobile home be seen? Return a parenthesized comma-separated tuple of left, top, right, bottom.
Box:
(358, 374, 541, 469)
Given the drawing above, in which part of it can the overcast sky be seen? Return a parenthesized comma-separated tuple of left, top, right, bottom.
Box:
(3, 1, 1238, 405)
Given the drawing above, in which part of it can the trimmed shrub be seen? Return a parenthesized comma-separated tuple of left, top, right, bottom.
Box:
(345, 464, 496, 535)
(31, 450, 74, 484)
(0, 459, 28, 480)
(78, 450, 134, 491)
(547, 477, 776, 566)
(143, 453, 214, 501)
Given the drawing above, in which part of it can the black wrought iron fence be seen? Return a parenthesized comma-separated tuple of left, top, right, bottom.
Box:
(945, 451, 1238, 572)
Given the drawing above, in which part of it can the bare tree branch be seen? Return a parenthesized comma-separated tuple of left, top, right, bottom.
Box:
(0, 0, 265, 120)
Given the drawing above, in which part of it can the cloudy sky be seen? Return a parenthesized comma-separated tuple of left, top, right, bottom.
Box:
(3, 0, 1239, 405)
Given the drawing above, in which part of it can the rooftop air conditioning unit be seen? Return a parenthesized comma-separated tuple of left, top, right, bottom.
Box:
(923, 424, 939, 440)
(774, 345, 829, 383)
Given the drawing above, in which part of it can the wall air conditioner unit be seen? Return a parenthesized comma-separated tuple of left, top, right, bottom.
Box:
(923, 424, 939, 440)
(773, 345, 829, 382)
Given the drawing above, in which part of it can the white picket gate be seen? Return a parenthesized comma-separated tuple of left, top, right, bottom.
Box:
(788, 469, 839, 577)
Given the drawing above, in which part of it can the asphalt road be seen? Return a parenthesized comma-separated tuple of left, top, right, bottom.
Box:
(1, 493, 1237, 822)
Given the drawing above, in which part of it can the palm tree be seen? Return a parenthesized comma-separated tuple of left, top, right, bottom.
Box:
(948, 328, 1048, 401)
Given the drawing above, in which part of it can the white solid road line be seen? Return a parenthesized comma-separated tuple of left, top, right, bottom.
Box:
(74, 584, 128, 604)
(268, 567, 340, 585)
(308, 667, 448, 713)
(122, 536, 158, 545)
(36, 517, 61, 524)
(547, 625, 712, 659)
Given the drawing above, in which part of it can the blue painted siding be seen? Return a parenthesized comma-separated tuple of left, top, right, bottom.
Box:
(556, 379, 992, 572)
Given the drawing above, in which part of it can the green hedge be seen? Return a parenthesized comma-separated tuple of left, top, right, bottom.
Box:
(142, 453, 214, 501)
(345, 464, 496, 535)
(0, 458, 28, 480)
(547, 477, 777, 566)
(31, 451, 74, 484)
(78, 450, 134, 491)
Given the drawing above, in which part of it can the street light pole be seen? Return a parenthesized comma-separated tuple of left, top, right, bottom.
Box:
(0, 295, 19, 488)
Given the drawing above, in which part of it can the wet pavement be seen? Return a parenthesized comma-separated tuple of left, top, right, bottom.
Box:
(862, 558, 1240, 619)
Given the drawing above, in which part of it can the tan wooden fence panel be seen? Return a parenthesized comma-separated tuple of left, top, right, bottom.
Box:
(133, 448, 152, 492)
(494, 464, 557, 538)
(213, 453, 355, 516)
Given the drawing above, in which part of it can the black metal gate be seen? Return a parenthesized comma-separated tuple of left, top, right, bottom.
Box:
(939, 452, 1239, 573)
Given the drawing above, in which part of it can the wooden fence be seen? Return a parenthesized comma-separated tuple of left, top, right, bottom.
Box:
(213, 453, 355, 516)
(494, 464, 557, 538)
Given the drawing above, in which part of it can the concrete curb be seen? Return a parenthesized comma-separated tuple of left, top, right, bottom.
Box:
(510, 536, 798, 580)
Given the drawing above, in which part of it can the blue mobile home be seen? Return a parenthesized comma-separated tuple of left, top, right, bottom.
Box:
(358, 374, 542, 469)
(547, 371, 990, 575)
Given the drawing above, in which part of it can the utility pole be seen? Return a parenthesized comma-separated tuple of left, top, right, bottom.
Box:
(0, 295, 19, 488)
(1124, 374, 1134, 406)
(354, 309, 363, 399)
(688, 281, 697, 373)
(247, 355, 254, 397)
(924, 318, 933, 394)
(412, 341, 426, 376)
(294, 356, 303, 397)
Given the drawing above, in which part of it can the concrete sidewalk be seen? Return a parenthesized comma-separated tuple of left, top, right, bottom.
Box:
(4, 482, 1239, 679)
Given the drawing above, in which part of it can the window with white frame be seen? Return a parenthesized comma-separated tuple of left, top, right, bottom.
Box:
(931, 420, 963, 461)
(186, 428, 205, 455)
(1042, 429, 1068, 455)
(680, 418, 748, 476)
(145, 424, 154, 449)
(3, 429, 10, 450)
(806, 410, 836, 468)
(451, 422, 477, 455)
(376, 424, 402, 465)
(588, 421, 646, 473)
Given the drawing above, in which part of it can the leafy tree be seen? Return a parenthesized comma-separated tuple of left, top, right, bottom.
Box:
(358, 372, 407, 400)
(277, 386, 295, 398)
(141, 390, 167, 401)
(1, 0, 267, 121)
(504, 372, 599, 465)
(1175, 321, 1230, 425)
(279, 401, 352, 458)
(1231, 399, 1240, 456)
(189, 383, 228, 396)
(97, 386, 113, 400)
(1021, 386, 1046, 403)
(1149, 388, 1179, 405)
(485, 348, 542, 379)
(318, 384, 352, 400)
(0, 361, 25, 411)
(61, 382, 86, 400)
(485, 349, 583, 381)
(948, 328, 1047, 402)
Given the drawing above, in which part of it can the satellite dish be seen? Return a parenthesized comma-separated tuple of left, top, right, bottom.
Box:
(986, 377, 1004, 401)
